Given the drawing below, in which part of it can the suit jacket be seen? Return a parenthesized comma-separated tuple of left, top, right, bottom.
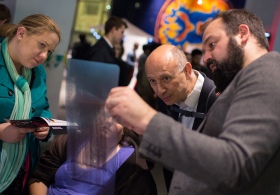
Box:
(140, 51, 280, 194)
(85, 37, 131, 86)
(86, 37, 115, 64)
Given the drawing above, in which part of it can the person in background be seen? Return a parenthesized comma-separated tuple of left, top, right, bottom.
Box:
(105, 9, 280, 194)
(114, 41, 133, 86)
(145, 44, 217, 191)
(0, 14, 61, 194)
(137, 43, 152, 81)
(28, 105, 157, 195)
(191, 48, 212, 79)
(184, 51, 192, 62)
(0, 4, 11, 25)
(71, 33, 91, 60)
(126, 42, 139, 67)
(85, 16, 128, 86)
(114, 41, 125, 60)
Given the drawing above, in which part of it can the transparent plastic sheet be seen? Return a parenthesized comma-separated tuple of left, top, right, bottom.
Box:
(65, 59, 119, 188)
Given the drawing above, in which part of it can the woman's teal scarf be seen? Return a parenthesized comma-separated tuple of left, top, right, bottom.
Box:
(0, 38, 32, 192)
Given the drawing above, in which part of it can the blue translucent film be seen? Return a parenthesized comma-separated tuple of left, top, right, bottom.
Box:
(65, 59, 119, 190)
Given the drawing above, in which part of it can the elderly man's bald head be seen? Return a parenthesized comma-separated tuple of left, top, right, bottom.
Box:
(144, 44, 195, 105)
(145, 44, 187, 72)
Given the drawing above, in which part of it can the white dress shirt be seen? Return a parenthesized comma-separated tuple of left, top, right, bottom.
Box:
(103, 36, 113, 48)
(176, 70, 204, 129)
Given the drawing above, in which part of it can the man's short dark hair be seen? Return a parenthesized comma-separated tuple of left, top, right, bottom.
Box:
(191, 49, 203, 57)
(79, 33, 86, 42)
(0, 4, 11, 24)
(201, 9, 269, 51)
(104, 16, 127, 35)
(142, 44, 150, 51)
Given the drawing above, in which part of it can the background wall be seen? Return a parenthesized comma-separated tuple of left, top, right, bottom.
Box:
(245, 0, 280, 52)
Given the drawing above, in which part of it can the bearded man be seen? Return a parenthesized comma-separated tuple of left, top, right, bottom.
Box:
(105, 9, 280, 195)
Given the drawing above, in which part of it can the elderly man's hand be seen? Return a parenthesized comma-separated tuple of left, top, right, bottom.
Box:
(105, 87, 157, 135)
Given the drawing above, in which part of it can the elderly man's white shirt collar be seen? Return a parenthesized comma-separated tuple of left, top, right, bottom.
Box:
(103, 36, 113, 48)
(177, 70, 204, 111)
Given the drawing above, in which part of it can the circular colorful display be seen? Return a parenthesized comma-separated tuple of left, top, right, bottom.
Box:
(154, 0, 232, 52)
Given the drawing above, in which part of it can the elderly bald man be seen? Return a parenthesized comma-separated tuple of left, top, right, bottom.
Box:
(144, 44, 217, 191)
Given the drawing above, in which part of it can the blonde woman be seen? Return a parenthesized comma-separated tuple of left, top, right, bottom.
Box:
(0, 14, 61, 194)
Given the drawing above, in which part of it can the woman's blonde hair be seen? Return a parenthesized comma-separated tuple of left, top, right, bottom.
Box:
(0, 13, 61, 41)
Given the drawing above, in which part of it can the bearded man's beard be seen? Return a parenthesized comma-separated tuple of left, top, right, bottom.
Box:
(206, 37, 244, 93)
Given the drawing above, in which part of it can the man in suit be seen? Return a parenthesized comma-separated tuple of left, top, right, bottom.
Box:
(144, 44, 217, 191)
(86, 16, 130, 86)
(126, 42, 139, 66)
(105, 9, 280, 194)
